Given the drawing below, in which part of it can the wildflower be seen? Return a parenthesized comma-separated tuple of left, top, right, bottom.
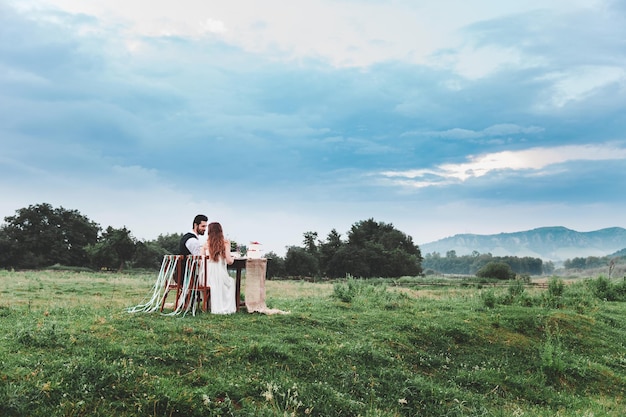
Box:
(398, 398, 408, 405)
(41, 382, 51, 397)
(262, 382, 277, 401)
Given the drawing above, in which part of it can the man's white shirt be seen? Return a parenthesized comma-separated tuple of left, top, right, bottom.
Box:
(185, 231, 204, 255)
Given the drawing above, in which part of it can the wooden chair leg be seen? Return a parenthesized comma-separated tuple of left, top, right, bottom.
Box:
(160, 257, 173, 312)
(202, 288, 210, 312)
(160, 256, 185, 312)
(159, 289, 168, 312)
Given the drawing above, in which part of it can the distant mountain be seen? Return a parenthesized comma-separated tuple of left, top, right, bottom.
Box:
(420, 227, 626, 262)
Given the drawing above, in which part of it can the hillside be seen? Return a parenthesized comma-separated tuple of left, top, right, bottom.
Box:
(420, 226, 626, 262)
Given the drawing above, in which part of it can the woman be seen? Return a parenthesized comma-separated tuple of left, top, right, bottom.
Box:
(204, 222, 236, 314)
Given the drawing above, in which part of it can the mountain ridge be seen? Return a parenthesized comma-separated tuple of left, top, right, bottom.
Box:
(419, 226, 626, 262)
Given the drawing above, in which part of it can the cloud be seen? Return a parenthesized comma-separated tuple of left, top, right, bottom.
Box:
(21, 0, 609, 70)
(2, 0, 626, 254)
(537, 66, 626, 109)
(202, 18, 227, 34)
(402, 124, 544, 141)
(378, 143, 626, 186)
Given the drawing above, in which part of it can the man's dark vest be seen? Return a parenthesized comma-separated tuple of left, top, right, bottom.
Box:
(178, 232, 198, 284)
(179, 232, 197, 256)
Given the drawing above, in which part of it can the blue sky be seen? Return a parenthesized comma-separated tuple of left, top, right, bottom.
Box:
(1, 0, 625, 256)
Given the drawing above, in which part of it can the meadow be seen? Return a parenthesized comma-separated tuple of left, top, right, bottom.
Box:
(0, 269, 625, 416)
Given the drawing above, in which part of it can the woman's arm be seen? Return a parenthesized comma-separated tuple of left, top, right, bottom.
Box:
(224, 240, 234, 265)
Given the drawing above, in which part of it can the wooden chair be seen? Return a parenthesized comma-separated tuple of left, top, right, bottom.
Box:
(159, 255, 185, 312)
(181, 255, 211, 312)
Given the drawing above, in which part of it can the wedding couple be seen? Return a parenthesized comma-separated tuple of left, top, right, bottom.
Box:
(179, 214, 236, 315)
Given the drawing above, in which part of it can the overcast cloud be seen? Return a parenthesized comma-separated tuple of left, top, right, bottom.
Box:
(1, 0, 625, 255)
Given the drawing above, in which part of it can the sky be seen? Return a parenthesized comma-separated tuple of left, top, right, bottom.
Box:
(1, 0, 626, 256)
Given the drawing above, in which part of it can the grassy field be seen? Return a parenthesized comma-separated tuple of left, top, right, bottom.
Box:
(1, 269, 625, 416)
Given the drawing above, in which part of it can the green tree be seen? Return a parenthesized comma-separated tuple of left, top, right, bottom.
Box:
(0, 203, 100, 269)
(302, 219, 424, 278)
(469, 253, 494, 274)
(132, 241, 168, 270)
(87, 226, 137, 272)
(155, 233, 182, 254)
(564, 257, 586, 269)
(327, 244, 372, 278)
(345, 218, 422, 278)
(319, 229, 345, 277)
(302, 231, 319, 254)
(284, 246, 319, 278)
(265, 251, 286, 279)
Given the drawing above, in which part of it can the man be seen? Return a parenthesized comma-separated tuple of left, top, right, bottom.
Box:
(177, 214, 208, 285)
(179, 214, 208, 256)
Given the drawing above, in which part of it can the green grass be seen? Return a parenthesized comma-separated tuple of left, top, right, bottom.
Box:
(1, 270, 625, 416)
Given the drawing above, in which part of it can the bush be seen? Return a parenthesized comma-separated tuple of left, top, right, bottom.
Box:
(508, 279, 526, 297)
(481, 289, 497, 308)
(476, 262, 515, 280)
(540, 326, 566, 385)
(543, 278, 565, 309)
(586, 276, 626, 301)
(589, 276, 613, 300)
(333, 278, 374, 303)
(332, 278, 406, 309)
(547, 278, 565, 298)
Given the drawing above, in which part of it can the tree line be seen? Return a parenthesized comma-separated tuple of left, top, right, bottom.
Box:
(0, 203, 424, 278)
(422, 250, 554, 276)
(562, 254, 625, 270)
(0, 203, 179, 271)
(6, 202, 596, 279)
(561, 252, 626, 279)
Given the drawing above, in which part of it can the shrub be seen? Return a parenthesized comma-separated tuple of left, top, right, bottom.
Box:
(615, 279, 626, 300)
(540, 326, 566, 385)
(333, 278, 360, 303)
(589, 276, 612, 300)
(332, 278, 406, 308)
(583, 276, 626, 302)
(508, 279, 526, 297)
(547, 278, 565, 297)
(481, 289, 497, 308)
(476, 262, 515, 280)
(564, 281, 597, 313)
(542, 278, 565, 309)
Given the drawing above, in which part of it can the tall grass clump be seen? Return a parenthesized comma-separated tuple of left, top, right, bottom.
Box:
(480, 288, 497, 308)
(479, 279, 531, 308)
(332, 277, 408, 310)
(540, 323, 566, 384)
(507, 279, 526, 297)
(542, 277, 565, 309)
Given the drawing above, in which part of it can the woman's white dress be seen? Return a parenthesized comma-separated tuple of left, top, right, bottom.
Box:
(207, 257, 236, 314)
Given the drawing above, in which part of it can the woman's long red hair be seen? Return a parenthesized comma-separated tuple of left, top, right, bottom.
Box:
(207, 222, 226, 261)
